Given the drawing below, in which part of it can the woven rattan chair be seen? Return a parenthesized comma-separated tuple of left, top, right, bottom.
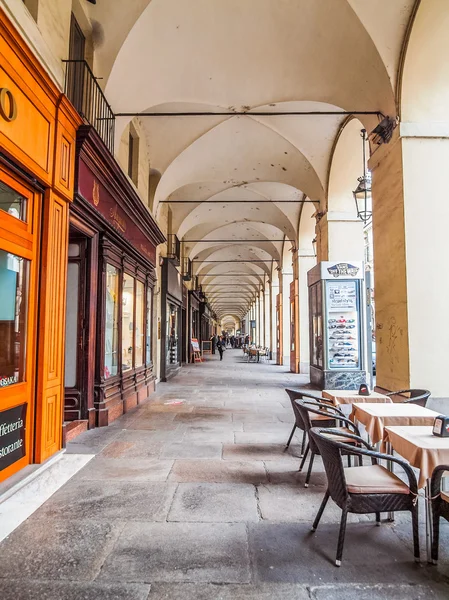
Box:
(309, 427, 420, 566)
(385, 389, 431, 407)
(284, 389, 340, 458)
(431, 464, 449, 564)
(295, 400, 362, 487)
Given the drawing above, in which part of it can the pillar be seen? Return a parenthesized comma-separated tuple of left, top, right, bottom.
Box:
(298, 249, 315, 374)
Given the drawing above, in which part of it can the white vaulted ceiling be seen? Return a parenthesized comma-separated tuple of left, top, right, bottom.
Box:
(87, 0, 417, 318)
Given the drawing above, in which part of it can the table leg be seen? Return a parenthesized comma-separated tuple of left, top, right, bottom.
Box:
(425, 479, 433, 564)
(385, 441, 395, 522)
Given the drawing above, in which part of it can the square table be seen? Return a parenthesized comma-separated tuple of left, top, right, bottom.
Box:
(351, 403, 440, 445)
(383, 425, 449, 561)
(323, 389, 391, 406)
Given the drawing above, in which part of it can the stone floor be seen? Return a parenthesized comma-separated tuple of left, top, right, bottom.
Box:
(0, 350, 449, 599)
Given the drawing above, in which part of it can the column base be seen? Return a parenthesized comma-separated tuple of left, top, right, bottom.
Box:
(310, 366, 367, 390)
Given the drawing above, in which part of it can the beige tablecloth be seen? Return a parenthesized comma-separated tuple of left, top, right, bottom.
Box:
(383, 425, 449, 489)
(323, 389, 391, 406)
(351, 403, 439, 445)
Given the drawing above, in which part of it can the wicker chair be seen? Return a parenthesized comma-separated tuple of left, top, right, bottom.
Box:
(309, 427, 420, 566)
(385, 389, 431, 407)
(284, 389, 340, 458)
(431, 464, 449, 564)
(295, 400, 363, 487)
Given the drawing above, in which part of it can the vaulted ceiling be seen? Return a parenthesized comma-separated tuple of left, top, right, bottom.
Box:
(87, 0, 417, 319)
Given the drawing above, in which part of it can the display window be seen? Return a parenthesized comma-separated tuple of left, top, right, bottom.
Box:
(167, 302, 179, 365)
(104, 264, 119, 379)
(122, 273, 135, 372)
(135, 281, 145, 368)
(146, 286, 153, 366)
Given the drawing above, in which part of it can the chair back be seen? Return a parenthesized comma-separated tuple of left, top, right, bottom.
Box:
(388, 389, 431, 407)
(309, 427, 349, 507)
(284, 389, 324, 431)
(295, 400, 322, 454)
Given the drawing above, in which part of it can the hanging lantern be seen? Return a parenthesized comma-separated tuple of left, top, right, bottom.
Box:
(353, 129, 372, 223)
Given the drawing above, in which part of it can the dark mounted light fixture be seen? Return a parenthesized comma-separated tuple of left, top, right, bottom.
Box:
(370, 116, 397, 145)
(353, 129, 372, 224)
(87, 0, 97, 4)
(312, 237, 317, 258)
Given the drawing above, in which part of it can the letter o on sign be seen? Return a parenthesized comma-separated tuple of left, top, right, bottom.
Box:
(0, 88, 18, 122)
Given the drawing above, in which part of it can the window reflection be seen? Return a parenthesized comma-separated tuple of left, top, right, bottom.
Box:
(0, 250, 29, 387)
(135, 281, 144, 368)
(104, 264, 119, 379)
(122, 273, 134, 371)
(0, 181, 27, 222)
(146, 287, 153, 366)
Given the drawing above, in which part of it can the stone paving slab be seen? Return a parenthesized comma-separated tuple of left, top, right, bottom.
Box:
(248, 522, 438, 584)
(168, 483, 259, 522)
(311, 584, 449, 600)
(0, 580, 152, 600)
(99, 522, 251, 583)
(183, 428, 236, 443)
(75, 457, 174, 482)
(160, 442, 223, 460)
(168, 459, 268, 484)
(100, 440, 163, 458)
(235, 431, 299, 444)
(33, 481, 177, 522)
(0, 519, 123, 581)
(223, 443, 300, 462)
(148, 583, 310, 599)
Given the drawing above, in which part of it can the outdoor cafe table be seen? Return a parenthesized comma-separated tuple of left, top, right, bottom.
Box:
(322, 389, 391, 407)
(383, 425, 449, 562)
(350, 403, 440, 445)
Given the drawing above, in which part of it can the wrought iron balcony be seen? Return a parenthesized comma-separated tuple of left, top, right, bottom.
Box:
(63, 60, 115, 154)
(167, 234, 181, 265)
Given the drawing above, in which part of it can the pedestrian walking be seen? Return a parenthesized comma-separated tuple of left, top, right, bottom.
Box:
(216, 336, 225, 361)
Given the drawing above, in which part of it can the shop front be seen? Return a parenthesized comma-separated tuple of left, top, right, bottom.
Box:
(65, 125, 165, 427)
(188, 290, 201, 362)
(0, 10, 81, 483)
(161, 259, 183, 381)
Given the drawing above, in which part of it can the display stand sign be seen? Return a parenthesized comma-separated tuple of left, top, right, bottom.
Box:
(191, 338, 202, 363)
(201, 340, 212, 354)
(0, 404, 27, 472)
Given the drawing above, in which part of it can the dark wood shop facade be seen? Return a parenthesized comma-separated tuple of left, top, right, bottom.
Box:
(64, 126, 165, 430)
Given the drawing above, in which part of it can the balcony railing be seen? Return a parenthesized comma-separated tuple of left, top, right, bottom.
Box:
(167, 234, 181, 265)
(63, 60, 115, 154)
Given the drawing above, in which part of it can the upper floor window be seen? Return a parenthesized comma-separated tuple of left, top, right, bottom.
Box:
(128, 125, 140, 187)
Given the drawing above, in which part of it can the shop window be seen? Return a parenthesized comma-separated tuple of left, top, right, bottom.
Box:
(64, 261, 79, 388)
(0, 250, 29, 388)
(167, 302, 179, 365)
(0, 181, 27, 222)
(122, 273, 135, 371)
(135, 281, 145, 368)
(146, 286, 153, 365)
(104, 264, 119, 379)
(128, 126, 140, 187)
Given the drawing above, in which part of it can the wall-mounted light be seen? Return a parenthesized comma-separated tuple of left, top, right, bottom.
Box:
(312, 237, 317, 258)
(159, 255, 164, 267)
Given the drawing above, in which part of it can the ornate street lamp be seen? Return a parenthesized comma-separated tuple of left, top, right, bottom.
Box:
(353, 129, 372, 223)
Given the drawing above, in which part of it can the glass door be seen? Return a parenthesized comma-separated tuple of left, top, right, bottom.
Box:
(0, 167, 40, 482)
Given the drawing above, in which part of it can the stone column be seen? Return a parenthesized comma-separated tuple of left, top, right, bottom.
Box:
(370, 129, 449, 399)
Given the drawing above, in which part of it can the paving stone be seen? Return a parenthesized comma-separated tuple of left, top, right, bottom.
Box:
(168, 460, 268, 484)
(264, 460, 327, 486)
(223, 443, 300, 462)
(99, 522, 250, 583)
(183, 428, 236, 443)
(160, 442, 223, 460)
(311, 583, 449, 600)
(235, 431, 300, 444)
(174, 413, 233, 424)
(33, 481, 177, 521)
(257, 484, 369, 524)
(168, 483, 258, 522)
(0, 580, 151, 600)
(0, 519, 122, 580)
(75, 457, 174, 482)
(148, 583, 310, 600)
(248, 522, 437, 584)
(100, 440, 163, 458)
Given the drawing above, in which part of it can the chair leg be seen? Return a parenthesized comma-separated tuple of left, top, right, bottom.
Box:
(335, 507, 349, 567)
(300, 430, 306, 457)
(412, 504, 421, 563)
(299, 444, 309, 472)
(431, 510, 439, 564)
(312, 490, 330, 531)
(347, 454, 352, 468)
(358, 453, 363, 466)
(284, 424, 296, 451)
(305, 452, 315, 487)
(375, 512, 381, 526)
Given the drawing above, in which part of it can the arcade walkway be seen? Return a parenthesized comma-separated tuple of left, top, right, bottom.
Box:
(0, 351, 448, 599)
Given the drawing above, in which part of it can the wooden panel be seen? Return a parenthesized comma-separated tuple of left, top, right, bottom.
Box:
(53, 97, 80, 201)
(35, 192, 69, 462)
(289, 280, 300, 374)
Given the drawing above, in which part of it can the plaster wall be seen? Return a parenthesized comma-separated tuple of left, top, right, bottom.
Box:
(370, 138, 410, 392)
(402, 136, 449, 396)
(325, 214, 365, 262)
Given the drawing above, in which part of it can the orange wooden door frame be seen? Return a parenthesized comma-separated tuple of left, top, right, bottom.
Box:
(276, 293, 282, 365)
(0, 165, 41, 483)
(290, 279, 300, 373)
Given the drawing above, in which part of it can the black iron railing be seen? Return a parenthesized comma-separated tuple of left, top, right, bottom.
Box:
(63, 60, 115, 153)
(167, 234, 181, 265)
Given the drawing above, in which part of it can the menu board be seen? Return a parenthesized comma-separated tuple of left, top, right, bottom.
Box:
(191, 338, 200, 352)
(326, 282, 357, 311)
